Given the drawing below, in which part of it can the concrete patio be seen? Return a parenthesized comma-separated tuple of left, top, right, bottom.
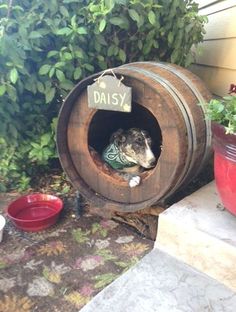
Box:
(80, 181, 236, 311)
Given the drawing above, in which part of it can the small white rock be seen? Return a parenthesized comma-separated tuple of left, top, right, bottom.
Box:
(129, 176, 141, 188)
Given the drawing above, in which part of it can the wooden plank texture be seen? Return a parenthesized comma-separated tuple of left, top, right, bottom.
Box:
(197, 0, 219, 9)
(194, 38, 236, 70)
(199, 0, 236, 15)
(190, 64, 236, 96)
(203, 6, 236, 39)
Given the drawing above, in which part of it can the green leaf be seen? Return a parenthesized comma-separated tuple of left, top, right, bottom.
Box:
(0, 4, 8, 9)
(99, 19, 107, 32)
(75, 49, 84, 59)
(51, 117, 58, 132)
(45, 88, 56, 104)
(105, 0, 115, 10)
(47, 50, 59, 58)
(119, 49, 126, 62)
(31, 142, 41, 149)
(108, 45, 115, 57)
(24, 80, 37, 94)
(71, 15, 77, 28)
(89, 4, 100, 12)
(10, 68, 18, 84)
(12, 5, 24, 12)
(153, 40, 159, 48)
(56, 27, 72, 36)
(0, 183, 7, 193)
(110, 17, 125, 26)
(56, 69, 65, 82)
(61, 46, 68, 52)
(177, 18, 184, 29)
(184, 52, 193, 67)
(41, 133, 51, 146)
(49, 67, 55, 78)
(148, 10, 156, 25)
(77, 27, 87, 35)
(97, 55, 104, 62)
(168, 32, 174, 44)
(29, 31, 42, 39)
(61, 185, 70, 194)
(0, 85, 6, 96)
(74, 67, 82, 80)
(60, 80, 74, 90)
(138, 14, 144, 27)
(6, 85, 17, 101)
(39, 64, 51, 75)
(34, 46, 44, 52)
(128, 9, 140, 24)
(138, 40, 143, 50)
(114, 36, 119, 45)
(54, 62, 66, 68)
(84, 64, 94, 72)
(143, 41, 152, 55)
(171, 49, 180, 63)
(96, 35, 107, 45)
(95, 41, 101, 52)
(63, 52, 73, 60)
(59, 5, 69, 17)
(37, 81, 44, 93)
(8, 124, 18, 139)
(63, 0, 79, 2)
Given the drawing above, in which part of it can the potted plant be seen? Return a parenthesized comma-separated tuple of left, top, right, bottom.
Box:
(203, 84, 236, 216)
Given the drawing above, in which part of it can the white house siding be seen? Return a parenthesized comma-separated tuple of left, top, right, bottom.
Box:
(190, 0, 236, 96)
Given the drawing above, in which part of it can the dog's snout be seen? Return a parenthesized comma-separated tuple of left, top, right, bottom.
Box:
(149, 158, 156, 167)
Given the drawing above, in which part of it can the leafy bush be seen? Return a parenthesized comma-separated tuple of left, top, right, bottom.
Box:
(0, 0, 207, 191)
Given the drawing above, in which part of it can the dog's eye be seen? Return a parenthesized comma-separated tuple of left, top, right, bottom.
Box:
(135, 137, 143, 143)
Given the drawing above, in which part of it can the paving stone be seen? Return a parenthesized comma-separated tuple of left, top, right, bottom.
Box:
(80, 248, 236, 312)
(156, 181, 236, 291)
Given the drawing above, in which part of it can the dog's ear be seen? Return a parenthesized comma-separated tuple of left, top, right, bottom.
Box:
(110, 129, 126, 145)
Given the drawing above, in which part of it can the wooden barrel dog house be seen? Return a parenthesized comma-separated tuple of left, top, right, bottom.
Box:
(57, 62, 212, 213)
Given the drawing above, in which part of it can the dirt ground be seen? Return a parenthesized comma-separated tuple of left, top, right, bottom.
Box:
(0, 193, 153, 312)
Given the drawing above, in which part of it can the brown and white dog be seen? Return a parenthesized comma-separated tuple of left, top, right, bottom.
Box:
(102, 128, 156, 187)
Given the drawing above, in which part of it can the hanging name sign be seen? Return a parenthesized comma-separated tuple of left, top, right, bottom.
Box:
(87, 72, 132, 113)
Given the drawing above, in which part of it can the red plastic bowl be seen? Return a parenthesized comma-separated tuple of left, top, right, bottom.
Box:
(7, 193, 63, 232)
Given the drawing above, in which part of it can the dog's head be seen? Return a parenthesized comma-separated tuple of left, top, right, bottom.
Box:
(110, 128, 156, 169)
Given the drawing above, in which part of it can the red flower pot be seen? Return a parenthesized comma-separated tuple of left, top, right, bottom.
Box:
(212, 122, 236, 216)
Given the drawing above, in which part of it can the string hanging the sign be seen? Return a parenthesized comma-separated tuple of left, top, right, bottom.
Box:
(93, 68, 124, 87)
(87, 69, 132, 113)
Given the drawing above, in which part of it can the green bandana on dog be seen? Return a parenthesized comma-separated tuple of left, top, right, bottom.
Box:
(102, 143, 136, 170)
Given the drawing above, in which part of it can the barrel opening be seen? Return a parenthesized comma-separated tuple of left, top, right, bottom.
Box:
(88, 103, 162, 172)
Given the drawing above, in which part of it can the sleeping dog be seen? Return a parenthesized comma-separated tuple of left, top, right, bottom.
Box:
(102, 128, 156, 187)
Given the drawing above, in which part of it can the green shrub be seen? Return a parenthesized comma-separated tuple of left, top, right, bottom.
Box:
(0, 0, 207, 191)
